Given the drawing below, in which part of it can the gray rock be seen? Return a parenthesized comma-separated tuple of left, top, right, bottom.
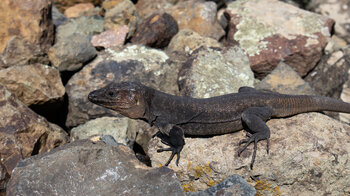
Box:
(6, 140, 185, 196)
(187, 175, 256, 196)
(65, 45, 179, 127)
(178, 46, 254, 98)
(149, 113, 350, 194)
(52, 6, 67, 27)
(48, 34, 97, 71)
(70, 117, 135, 147)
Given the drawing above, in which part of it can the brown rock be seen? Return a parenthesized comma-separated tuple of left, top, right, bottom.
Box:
(131, 12, 178, 48)
(225, 0, 334, 78)
(91, 26, 129, 48)
(0, 36, 49, 69)
(149, 113, 350, 194)
(64, 3, 95, 18)
(166, 1, 225, 40)
(0, 0, 54, 53)
(104, 0, 141, 39)
(0, 85, 68, 193)
(0, 64, 65, 106)
(53, 0, 104, 12)
(136, 0, 173, 18)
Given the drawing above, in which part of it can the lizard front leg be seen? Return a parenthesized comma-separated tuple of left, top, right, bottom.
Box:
(238, 107, 273, 169)
(152, 126, 185, 166)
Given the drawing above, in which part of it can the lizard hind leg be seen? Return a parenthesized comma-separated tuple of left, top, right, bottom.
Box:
(238, 107, 272, 169)
(154, 126, 185, 166)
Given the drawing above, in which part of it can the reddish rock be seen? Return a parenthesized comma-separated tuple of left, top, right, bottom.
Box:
(91, 26, 129, 48)
(0, 85, 68, 193)
(0, 0, 54, 53)
(53, 0, 104, 12)
(64, 3, 95, 18)
(225, 0, 334, 78)
(131, 12, 178, 48)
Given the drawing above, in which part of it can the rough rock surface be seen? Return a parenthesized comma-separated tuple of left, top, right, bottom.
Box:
(104, 0, 141, 39)
(225, 0, 334, 78)
(6, 140, 185, 196)
(0, 85, 68, 193)
(305, 47, 350, 98)
(70, 117, 136, 147)
(256, 62, 316, 95)
(52, 6, 68, 27)
(136, 0, 173, 18)
(131, 12, 179, 48)
(48, 34, 97, 71)
(64, 3, 95, 18)
(166, 1, 225, 40)
(340, 79, 350, 123)
(53, 0, 104, 12)
(308, 0, 350, 43)
(65, 45, 178, 127)
(0, 0, 54, 53)
(187, 175, 256, 196)
(167, 29, 222, 56)
(149, 113, 350, 195)
(178, 46, 254, 98)
(91, 26, 129, 48)
(0, 64, 65, 106)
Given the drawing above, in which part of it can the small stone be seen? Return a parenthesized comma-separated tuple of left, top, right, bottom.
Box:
(136, 0, 173, 18)
(53, 0, 104, 12)
(131, 12, 178, 48)
(91, 25, 129, 48)
(52, 6, 68, 27)
(64, 3, 95, 18)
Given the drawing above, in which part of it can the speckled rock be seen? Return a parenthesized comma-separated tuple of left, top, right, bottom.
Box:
(0, 85, 68, 194)
(65, 45, 179, 127)
(6, 140, 185, 196)
(0, 0, 54, 53)
(225, 0, 334, 78)
(325, 35, 348, 54)
(149, 113, 350, 195)
(178, 46, 254, 98)
(340, 79, 350, 123)
(64, 3, 95, 18)
(166, 1, 225, 40)
(305, 47, 350, 98)
(0, 37, 49, 69)
(91, 25, 129, 48)
(55, 15, 104, 43)
(70, 117, 135, 147)
(104, 0, 141, 39)
(167, 29, 222, 56)
(48, 34, 97, 71)
(255, 62, 316, 95)
(0, 64, 65, 106)
(308, 0, 350, 43)
(131, 12, 178, 48)
(53, 0, 104, 12)
(136, 0, 173, 18)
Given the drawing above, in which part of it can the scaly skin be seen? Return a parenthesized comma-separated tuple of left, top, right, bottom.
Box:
(88, 82, 350, 169)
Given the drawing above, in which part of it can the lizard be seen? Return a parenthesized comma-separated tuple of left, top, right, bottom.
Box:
(88, 81, 350, 169)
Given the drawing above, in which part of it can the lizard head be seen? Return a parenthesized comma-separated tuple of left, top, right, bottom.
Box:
(88, 81, 149, 119)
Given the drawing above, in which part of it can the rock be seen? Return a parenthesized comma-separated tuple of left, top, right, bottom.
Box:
(53, 0, 104, 12)
(136, 0, 173, 18)
(166, 1, 225, 40)
(64, 3, 95, 18)
(187, 175, 256, 196)
(308, 0, 350, 43)
(304, 46, 350, 98)
(104, 0, 142, 39)
(6, 140, 185, 196)
(91, 25, 129, 48)
(325, 35, 348, 54)
(0, 85, 68, 193)
(65, 45, 178, 127)
(48, 34, 97, 71)
(70, 117, 136, 147)
(225, 0, 334, 78)
(0, 64, 65, 106)
(178, 46, 254, 98)
(149, 113, 350, 194)
(0, 0, 54, 53)
(255, 62, 316, 95)
(0, 37, 49, 69)
(340, 79, 350, 123)
(55, 15, 104, 42)
(131, 12, 178, 48)
(167, 29, 222, 56)
(128, 119, 158, 153)
(52, 6, 68, 27)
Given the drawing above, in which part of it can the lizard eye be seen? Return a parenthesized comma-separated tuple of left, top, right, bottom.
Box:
(108, 91, 118, 97)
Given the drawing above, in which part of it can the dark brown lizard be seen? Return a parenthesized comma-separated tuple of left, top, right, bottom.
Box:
(88, 81, 350, 169)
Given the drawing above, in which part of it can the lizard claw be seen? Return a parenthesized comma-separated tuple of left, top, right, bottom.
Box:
(156, 146, 183, 166)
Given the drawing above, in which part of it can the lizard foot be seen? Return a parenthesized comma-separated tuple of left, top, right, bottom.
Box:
(157, 146, 183, 166)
